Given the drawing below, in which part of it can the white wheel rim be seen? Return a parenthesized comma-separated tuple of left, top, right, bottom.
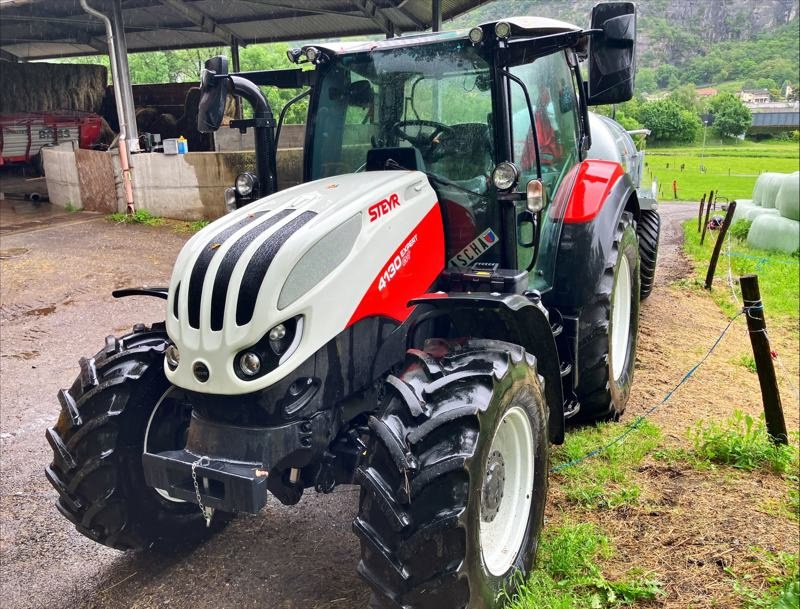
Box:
(144, 387, 186, 503)
(479, 405, 535, 576)
(610, 255, 632, 382)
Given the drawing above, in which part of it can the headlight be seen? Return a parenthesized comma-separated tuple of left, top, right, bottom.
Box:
(269, 324, 286, 341)
(492, 162, 519, 191)
(305, 47, 319, 63)
(239, 352, 261, 377)
(468, 27, 484, 44)
(495, 21, 511, 39)
(235, 172, 257, 197)
(233, 316, 303, 380)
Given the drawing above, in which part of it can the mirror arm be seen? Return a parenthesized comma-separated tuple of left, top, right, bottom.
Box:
(499, 68, 541, 180)
(229, 75, 278, 197)
(275, 89, 311, 155)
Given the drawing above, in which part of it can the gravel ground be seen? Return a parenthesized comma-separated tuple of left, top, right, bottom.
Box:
(0, 201, 696, 609)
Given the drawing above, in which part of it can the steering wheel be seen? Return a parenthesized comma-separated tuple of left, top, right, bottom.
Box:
(392, 119, 454, 163)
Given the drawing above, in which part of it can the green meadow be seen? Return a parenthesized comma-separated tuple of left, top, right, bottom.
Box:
(644, 141, 799, 202)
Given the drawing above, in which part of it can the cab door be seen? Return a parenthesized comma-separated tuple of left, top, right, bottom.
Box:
(507, 50, 581, 271)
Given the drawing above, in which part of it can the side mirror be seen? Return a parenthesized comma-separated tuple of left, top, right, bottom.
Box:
(197, 56, 229, 133)
(587, 2, 636, 106)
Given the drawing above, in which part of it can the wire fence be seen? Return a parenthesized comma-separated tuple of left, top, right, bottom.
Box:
(552, 310, 746, 473)
(551, 216, 797, 473)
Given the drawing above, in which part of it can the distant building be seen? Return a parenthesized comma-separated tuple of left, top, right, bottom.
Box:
(747, 104, 800, 136)
(739, 88, 772, 104)
(696, 87, 717, 98)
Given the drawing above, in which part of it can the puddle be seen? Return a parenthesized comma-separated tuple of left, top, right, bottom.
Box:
(0, 248, 29, 260)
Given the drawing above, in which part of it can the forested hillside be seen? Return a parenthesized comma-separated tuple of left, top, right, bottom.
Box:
(453, 0, 799, 93)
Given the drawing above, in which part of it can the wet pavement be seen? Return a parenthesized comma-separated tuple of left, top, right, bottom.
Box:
(0, 203, 369, 609)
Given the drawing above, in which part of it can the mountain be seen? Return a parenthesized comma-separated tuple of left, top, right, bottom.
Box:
(452, 0, 799, 90)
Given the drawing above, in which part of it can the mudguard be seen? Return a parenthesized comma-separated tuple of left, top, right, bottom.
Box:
(548, 161, 638, 310)
(408, 292, 565, 444)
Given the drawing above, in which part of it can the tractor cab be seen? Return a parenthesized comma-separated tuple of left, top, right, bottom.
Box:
(205, 8, 637, 293)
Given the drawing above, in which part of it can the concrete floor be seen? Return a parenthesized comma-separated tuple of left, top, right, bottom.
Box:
(0, 206, 368, 609)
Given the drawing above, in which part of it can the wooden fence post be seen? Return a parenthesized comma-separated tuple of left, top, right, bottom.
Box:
(700, 190, 715, 245)
(705, 201, 737, 289)
(739, 274, 788, 445)
(697, 193, 706, 233)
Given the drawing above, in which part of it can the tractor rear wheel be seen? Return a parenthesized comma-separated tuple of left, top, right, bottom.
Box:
(575, 212, 640, 421)
(638, 209, 661, 300)
(355, 339, 549, 609)
(45, 322, 228, 550)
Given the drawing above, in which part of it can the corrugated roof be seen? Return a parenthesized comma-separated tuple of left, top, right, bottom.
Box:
(751, 111, 800, 127)
(0, 0, 491, 61)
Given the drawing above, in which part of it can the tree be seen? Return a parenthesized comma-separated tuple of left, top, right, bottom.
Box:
(707, 93, 751, 138)
(668, 84, 700, 112)
(636, 68, 657, 93)
(636, 99, 700, 143)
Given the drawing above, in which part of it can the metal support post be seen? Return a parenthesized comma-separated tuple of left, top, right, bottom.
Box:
(109, 0, 139, 153)
(231, 40, 242, 120)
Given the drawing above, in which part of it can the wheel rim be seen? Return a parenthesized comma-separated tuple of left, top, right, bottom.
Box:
(144, 386, 190, 503)
(610, 255, 632, 382)
(479, 405, 535, 576)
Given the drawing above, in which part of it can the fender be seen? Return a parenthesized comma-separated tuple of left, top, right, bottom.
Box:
(407, 292, 565, 444)
(548, 161, 637, 311)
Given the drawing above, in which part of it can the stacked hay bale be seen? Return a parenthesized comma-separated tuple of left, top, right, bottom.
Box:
(746, 171, 800, 253)
(733, 172, 784, 222)
(0, 62, 107, 113)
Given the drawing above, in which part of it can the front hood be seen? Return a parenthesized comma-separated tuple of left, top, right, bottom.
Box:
(165, 170, 441, 394)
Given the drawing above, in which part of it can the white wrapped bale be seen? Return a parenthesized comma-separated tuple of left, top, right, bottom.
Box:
(731, 200, 757, 223)
(752, 173, 784, 209)
(747, 214, 800, 253)
(743, 207, 780, 221)
(775, 173, 799, 221)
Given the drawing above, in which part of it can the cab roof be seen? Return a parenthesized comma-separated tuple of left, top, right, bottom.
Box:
(304, 16, 582, 56)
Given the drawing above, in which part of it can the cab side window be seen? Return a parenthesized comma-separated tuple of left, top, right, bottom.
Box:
(510, 51, 580, 198)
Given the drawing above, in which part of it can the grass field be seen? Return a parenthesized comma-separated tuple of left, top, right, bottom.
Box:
(682, 219, 800, 324)
(645, 141, 800, 202)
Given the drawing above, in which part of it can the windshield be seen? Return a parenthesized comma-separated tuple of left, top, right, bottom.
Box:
(309, 40, 502, 266)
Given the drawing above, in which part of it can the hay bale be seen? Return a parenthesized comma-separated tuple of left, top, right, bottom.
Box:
(743, 206, 780, 221)
(748, 213, 799, 253)
(752, 172, 786, 209)
(0, 62, 108, 114)
(775, 173, 799, 221)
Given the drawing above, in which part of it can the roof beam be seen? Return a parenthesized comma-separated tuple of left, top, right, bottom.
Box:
(237, 1, 360, 19)
(350, 0, 394, 36)
(158, 0, 242, 46)
(0, 48, 21, 62)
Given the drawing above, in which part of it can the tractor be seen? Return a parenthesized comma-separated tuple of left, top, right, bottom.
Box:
(46, 3, 661, 608)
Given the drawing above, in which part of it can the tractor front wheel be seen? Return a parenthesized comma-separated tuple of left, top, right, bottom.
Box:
(45, 323, 228, 550)
(355, 339, 549, 609)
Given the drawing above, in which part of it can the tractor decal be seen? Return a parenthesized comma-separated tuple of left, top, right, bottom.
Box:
(367, 192, 400, 222)
(562, 159, 624, 223)
(347, 203, 444, 327)
(449, 227, 499, 266)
